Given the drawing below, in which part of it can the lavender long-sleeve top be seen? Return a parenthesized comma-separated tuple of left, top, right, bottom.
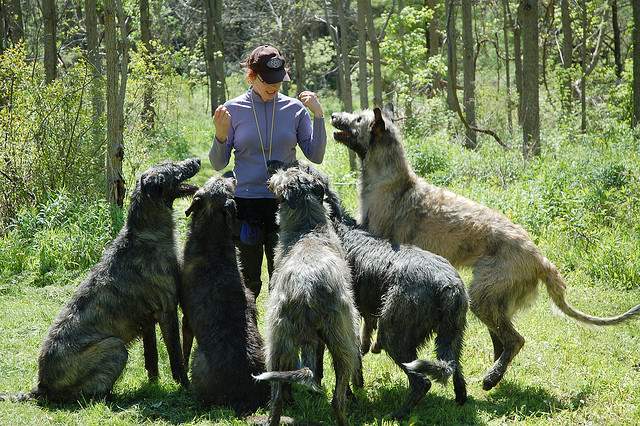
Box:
(209, 89, 327, 198)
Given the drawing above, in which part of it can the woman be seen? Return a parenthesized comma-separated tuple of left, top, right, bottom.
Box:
(209, 45, 326, 299)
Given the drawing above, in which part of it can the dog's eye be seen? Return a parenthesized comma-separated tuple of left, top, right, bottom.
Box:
(356, 117, 361, 123)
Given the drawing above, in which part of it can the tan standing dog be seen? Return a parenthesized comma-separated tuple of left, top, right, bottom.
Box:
(331, 107, 640, 390)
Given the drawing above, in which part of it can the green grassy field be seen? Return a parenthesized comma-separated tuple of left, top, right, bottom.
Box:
(1, 81, 639, 425)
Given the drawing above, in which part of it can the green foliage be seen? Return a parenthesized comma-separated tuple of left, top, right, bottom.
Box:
(380, 6, 442, 107)
(0, 46, 105, 225)
(303, 36, 337, 91)
(0, 191, 114, 289)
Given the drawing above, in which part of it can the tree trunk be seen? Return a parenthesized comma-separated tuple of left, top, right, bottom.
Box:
(357, 0, 368, 109)
(612, 0, 622, 80)
(5, 0, 24, 44)
(294, 32, 305, 92)
(105, 0, 126, 209)
(502, 0, 512, 132)
(204, 0, 225, 114)
(365, 0, 383, 106)
(42, 0, 57, 83)
(140, 0, 155, 129)
(335, 0, 356, 170)
(634, 0, 640, 127)
(85, 0, 103, 149)
(446, 0, 457, 112)
(520, 0, 539, 157)
(0, 3, 5, 54)
(514, 3, 523, 125)
(461, 0, 476, 149)
(561, 0, 572, 111)
(580, 0, 587, 133)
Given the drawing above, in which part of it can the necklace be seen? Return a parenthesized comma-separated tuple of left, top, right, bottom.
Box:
(250, 90, 276, 171)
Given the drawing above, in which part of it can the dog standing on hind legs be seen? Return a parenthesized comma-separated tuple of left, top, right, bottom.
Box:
(254, 167, 363, 426)
(331, 107, 640, 391)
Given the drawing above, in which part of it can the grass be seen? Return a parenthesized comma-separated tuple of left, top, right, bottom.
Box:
(1, 79, 640, 425)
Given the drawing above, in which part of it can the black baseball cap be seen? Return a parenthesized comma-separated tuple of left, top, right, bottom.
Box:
(249, 45, 290, 84)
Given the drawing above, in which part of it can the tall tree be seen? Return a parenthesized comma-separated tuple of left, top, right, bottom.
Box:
(42, 0, 57, 83)
(334, 0, 356, 170)
(357, 0, 369, 109)
(365, 0, 383, 106)
(633, 0, 640, 127)
(104, 0, 128, 209)
(204, 0, 226, 114)
(561, 0, 572, 111)
(140, 0, 154, 128)
(520, 0, 539, 157)
(461, 0, 476, 149)
(445, 0, 457, 112)
(293, 33, 305, 92)
(611, 0, 622, 80)
(5, 0, 24, 44)
(580, 0, 587, 133)
(85, 0, 103, 148)
(513, 3, 523, 124)
(502, 0, 513, 132)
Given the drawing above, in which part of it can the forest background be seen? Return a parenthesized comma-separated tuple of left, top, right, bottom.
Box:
(0, 0, 639, 424)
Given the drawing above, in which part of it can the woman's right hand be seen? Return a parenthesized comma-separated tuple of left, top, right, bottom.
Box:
(214, 105, 231, 142)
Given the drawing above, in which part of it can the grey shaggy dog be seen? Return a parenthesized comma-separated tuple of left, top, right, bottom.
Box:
(268, 160, 468, 419)
(179, 175, 269, 413)
(254, 167, 363, 426)
(1, 159, 198, 402)
(331, 107, 640, 391)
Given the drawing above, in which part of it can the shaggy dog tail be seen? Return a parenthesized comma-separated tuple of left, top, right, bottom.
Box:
(253, 367, 323, 393)
(402, 359, 454, 384)
(0, 390, 38, 402)
(542, 258, 640, 326)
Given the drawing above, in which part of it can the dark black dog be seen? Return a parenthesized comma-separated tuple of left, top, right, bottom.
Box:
(180, 175, 269, 413)
(1, 159, 198, 402)
(268, 160, 468, 419)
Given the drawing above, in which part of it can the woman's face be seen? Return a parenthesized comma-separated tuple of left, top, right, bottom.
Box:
(251, 73, 282, 102)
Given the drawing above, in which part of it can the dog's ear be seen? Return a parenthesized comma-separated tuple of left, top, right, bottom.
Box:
(142, 173, 164, 200)
(283, 186, 301, 210)
(222, 198, 237, 228)
(312, 181, 325, 201)
(372, 107, 386, 135)
(185, 196, 203, 217)
(223, 176, 237, 192)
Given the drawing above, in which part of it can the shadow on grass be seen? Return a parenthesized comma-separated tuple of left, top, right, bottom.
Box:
(32, 378, 591, 425)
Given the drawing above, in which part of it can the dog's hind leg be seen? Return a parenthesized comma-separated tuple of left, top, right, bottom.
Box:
(142, 323, 159, 382)
(434, 329, 467, 405)
(387, 345, 432, 420)
(360, 315, 376, 356)
(181, 315, 194, 369)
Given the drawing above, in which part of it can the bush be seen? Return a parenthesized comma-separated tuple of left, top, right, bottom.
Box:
(0, 45, 104, 226)
(0, 191, 114, 288)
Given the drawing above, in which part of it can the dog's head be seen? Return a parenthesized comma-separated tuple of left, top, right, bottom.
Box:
(268, 167, 325, 210)
(185, 175, 237, 229)
(266, 159, 348, 223)
(138, 158, 201, 207)
(331, 107, 396, 160)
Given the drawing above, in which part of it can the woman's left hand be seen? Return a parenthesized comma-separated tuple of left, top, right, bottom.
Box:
(299, 91, 324, 118)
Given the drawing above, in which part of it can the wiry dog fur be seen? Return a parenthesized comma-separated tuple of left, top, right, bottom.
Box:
(180, 176, 269, 413)
(331, 108, 640, 391)
(268, 159, 468, 418)
(3, 159, 198, 402)
(254, 167, 363, 426)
